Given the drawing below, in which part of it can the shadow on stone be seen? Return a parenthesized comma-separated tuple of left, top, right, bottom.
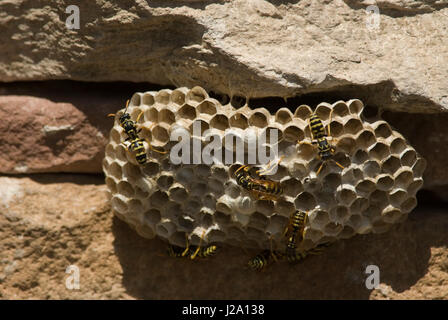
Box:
(24, 172, 105, 185)
(144, 0, 227, 10)
(0, 80, 173, 140)
(112, 203, 448, 299)
(341, 0, 448, 17)
(265, 0, 301, 5)
(383, 111, 448, 200)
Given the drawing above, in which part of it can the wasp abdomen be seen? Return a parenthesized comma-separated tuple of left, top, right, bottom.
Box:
(310, 114, 326, 138)
(197, 245, 218, 258)
(248, 250, 272, 271)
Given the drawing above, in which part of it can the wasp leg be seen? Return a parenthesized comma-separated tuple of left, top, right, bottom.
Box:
(269, 235, 279, 262)
(181, 233, 190, 257)
(315, 162, 325, 176)
(136, 110, 145, 123)
(327, 108, 335, 137)
(138, 121, 156, 136)
(308, 117, 314, 140)
(256, 155, 285, 176)
(333, 160, 345, 170)
(297, 140, 316, 147)
(190, 231, 206, 260)
(299, 229, 307, 244)
(283, 212, 294, 237)
(300, 214, 309, 243)
(255, 159, 272, 176)
(165, 245, 183, 258)
(145, 139, 168, 154)
(252, 191, 278, 201)
(120, 142, 133, 155)
(138, 121, 156, 134)
(137, 122, 167, 154)
(283, 225, 289, 237)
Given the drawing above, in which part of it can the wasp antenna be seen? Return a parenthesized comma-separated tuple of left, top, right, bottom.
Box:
(190, 231, 206, 260)
(124, 99, 130, 112)
(107, 113, 116, 118)
(181, 233, 190, 257)
(234, 164, 248, 175)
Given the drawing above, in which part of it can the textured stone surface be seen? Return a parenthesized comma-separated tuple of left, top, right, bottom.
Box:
(0, 95, 106, 173)
(1, 0, 447, 112)
(0, 175, 128, 299)
(344, 0, 448, 15)
(0, 81, 157, 174)
(103, 86, 425, 252)
(0, 174, 447, 299)
(0, 82, 446, 199)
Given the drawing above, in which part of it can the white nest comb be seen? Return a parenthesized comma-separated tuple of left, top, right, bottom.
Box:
(103, 86, 426, 251)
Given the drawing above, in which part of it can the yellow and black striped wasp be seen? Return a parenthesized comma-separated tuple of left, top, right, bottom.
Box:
(234, 158, 284, 200)
(300, 110, 344, 176)
(283, 210, 308, 263)
(285, 243, 330, 264)
(189, 231, 218, 259)
(282, 210, 331, 264)
(247, 249, 284, 271)
(167, 231, 218, 260)
(247, 235, 284, 272)
(194, 244, 218, 259)
(108, 100, 166, 165)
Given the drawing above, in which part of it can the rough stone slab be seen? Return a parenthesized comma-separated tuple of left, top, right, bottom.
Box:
(0, 174, 447, 299)
(0, 95, 107, 173)
(1, 0, 447, 112)
(0, 81, 446, 199)
(0, 81, 156, 174)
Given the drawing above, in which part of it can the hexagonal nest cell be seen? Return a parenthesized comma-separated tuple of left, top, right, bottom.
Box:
(103, 86, 426, 252)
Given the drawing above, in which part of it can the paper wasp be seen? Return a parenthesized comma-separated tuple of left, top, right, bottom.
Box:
(167, 231, 217, 260)
(299, 110, 344, 176)
(247, 249, 284, 271)
(283, 211, 308, 262)
(108, 100, 166, 164)
(234, 158, 284, 200)
(247, 235, 283, 271)
(285, 243, 330, 264)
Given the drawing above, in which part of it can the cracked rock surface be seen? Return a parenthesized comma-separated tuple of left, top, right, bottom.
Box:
(1, 0, 447, 112)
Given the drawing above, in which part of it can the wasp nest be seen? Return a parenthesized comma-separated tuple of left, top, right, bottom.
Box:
(103, 86, 426, 251)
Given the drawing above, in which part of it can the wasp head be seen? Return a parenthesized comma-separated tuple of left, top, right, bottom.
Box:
(118, 112, 131, 124)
